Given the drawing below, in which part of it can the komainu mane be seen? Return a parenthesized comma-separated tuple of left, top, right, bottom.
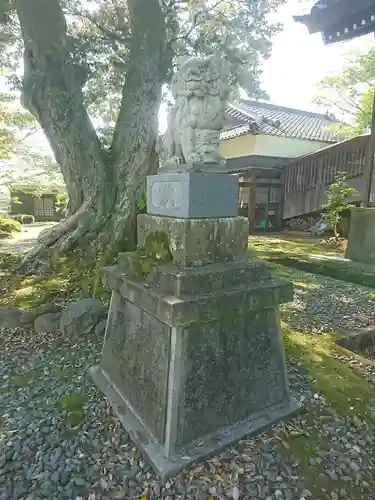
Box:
(161, 54, 229, 168)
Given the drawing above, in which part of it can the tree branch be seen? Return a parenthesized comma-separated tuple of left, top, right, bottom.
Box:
(111, 0, 168, 171)
(18, 127, 38, 143)
(173, 0, 226, 43)
(63, 7, 130, 45)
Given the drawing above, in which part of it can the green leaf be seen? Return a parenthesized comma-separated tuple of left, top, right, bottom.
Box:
(66, 409, 86, 427)
(56, 392, 88, 412)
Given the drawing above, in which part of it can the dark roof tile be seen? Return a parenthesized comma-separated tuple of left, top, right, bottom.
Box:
(221, 99, 343, 143)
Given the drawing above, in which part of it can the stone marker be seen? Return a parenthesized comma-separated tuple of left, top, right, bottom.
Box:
(346, 207, 375, 265)
(90, 54, 300, 480)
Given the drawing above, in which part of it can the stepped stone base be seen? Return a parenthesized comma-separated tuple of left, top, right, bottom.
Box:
(91, 257, 301, 479)
(90, 364, 300, 479)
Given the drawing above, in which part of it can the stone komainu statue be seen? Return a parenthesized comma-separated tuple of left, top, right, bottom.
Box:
(161, 54, 229, 168)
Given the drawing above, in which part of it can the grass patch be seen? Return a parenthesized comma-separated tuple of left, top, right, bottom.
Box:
(248, 235, 344, 260)
(270, 256, 375, 496)
(284, 328, 375, 422)
(249, 235, 375, 289)
(279, 328, 375, 497)
(292, 280, 322, 290)
(275, 413, 330, 497)
(272, 255, 375, 290)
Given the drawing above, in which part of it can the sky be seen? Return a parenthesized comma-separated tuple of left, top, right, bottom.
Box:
(20, 0, 375, 150)
(158, 0, 374, 131)
(261, 0, 373, 112)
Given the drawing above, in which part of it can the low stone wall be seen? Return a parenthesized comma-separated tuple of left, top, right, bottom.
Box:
(266, 253, 375, 289)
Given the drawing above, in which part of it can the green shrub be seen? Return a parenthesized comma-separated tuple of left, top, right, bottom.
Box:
(0, 217, 22, 234)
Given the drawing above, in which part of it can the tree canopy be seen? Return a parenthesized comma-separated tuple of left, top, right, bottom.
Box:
(0, 92, 62, 188)
(1, 0, 285, 121)
(0, 92, 36, 159)
(313, 46, 375, 136)
(0, 0, 288, 260)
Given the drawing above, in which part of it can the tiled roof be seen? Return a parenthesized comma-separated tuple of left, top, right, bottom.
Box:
(220, 100, 343, 143)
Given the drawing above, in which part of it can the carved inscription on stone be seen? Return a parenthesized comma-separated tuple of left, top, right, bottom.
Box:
(150, 180, 183, 210)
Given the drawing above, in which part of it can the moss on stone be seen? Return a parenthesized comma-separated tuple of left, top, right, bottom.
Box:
(127, 231, 173, 278)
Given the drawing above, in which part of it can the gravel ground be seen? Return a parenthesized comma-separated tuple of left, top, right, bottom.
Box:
(275, 265, 375, 335)
(1, 267, 375, 499)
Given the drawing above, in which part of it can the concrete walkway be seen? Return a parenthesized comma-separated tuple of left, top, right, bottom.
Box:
(0, 222, 56, 254)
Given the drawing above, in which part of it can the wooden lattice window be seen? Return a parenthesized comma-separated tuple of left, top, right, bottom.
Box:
(34, 198, 54, 218)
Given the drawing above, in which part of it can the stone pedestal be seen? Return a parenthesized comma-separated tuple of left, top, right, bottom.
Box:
(346, 208, 375, 264)
(91, 171, 300, 480)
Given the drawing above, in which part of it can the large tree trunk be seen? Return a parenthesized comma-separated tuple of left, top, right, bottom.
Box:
(14, 0, 167, 263)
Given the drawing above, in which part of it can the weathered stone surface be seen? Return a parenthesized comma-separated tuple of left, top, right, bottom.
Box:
(176, 309, 288, 446)
(346, 208, 375, 264)
(0, 307, 25, 329)
(158, 162, 229, 175)
(147, 172, 238, 218)
(267, 252, 375, 289)
(91, 363, 300, 480)
(137, 214, 248, 267)
(103, 265, 292, 327)
(34, 312, 61, 334)
(93, 262, 297, 479)
(94, 319, 107, 337)
(60, 299, 106, 337)
(100, 292, 170, 442)
(151, 260, 270, 296)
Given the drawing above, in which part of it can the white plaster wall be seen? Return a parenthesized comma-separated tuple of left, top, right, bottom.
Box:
(253, 135, 331, 158)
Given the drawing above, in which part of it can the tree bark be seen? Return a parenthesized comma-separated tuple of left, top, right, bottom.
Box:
(14, 0, 167, 262)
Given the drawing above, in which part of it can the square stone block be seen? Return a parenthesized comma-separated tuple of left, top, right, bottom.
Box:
(137, 214, 249, 266)
(346, 208, 375, 264)
(117, 258, 271, 296)
(150, 259, 271, 296)
(102, 265, 293, 326)
(147, 172, 238, 218)
(91, 265, 300, 479)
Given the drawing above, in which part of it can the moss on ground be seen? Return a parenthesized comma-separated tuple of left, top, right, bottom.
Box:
(277, 328, 375, 498)
(248, 235, 345, 261)
(248, 235, 375, 289)
(250, 240, 375, 497)
(284, 329, 375, 423)
(0, 252, 111, 309)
